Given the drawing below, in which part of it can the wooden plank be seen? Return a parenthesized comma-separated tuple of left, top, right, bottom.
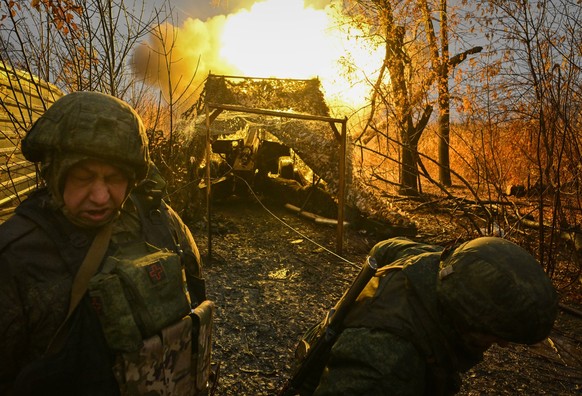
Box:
(0, 65, 60, 215)
(208, 102, 346, 123)
(0, 160, 31, 170)
(0, 63, 62, 97)
(0, 171, 37, 188)
(0, 166, 35, 183)
(0, 184, 37, 207)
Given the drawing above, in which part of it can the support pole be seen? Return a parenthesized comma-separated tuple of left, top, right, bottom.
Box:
(336, 118, 348, 254)
(205, 104, 212, 263)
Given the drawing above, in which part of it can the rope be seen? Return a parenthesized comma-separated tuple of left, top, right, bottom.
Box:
(231, 173, 358, 268)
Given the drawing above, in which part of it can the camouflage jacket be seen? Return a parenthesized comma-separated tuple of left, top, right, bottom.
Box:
(0, 188, 204, 394)
(312, 238, 484, 396)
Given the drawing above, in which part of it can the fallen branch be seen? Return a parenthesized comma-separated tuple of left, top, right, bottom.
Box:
(558, 303, 582, 319)
(284, 203, 349, 227)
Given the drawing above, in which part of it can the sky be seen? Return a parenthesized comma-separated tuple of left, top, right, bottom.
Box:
(166, 0, 331, 21)
(170, 0, 247, 20)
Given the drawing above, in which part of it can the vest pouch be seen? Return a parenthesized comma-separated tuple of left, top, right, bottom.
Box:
(113, 301, 214, 396)
(90, 242, 192, 353)
(108, 243, 192, 339)
(89, 273, 143, 352)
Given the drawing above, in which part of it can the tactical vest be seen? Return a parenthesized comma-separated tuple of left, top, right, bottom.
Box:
(342, 253, 463, 395)
(4, 188, 212, 396)
(296, 253, 464, 396)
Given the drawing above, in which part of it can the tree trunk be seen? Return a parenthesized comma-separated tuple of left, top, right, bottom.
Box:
(399, 125, 420, 195)
(437, 0, 452, 186)
(385, 25, 422, 196)
(420, 0, 483, 187)
(437, 75, 452, 186)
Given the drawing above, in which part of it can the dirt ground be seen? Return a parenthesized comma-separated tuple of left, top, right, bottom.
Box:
(188, 194, 582, 396)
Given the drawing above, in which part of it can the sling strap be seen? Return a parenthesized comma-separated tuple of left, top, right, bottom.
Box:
(46, 222, 114, 354)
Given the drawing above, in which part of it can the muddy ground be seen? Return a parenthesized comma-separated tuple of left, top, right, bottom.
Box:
(188, 194, 582, 396)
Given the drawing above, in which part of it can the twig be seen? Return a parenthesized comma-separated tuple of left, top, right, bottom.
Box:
(559, 303, 582, 318)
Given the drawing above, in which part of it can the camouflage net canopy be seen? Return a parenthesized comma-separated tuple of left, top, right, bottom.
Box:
(187, 74, 348, 195)
(198, 74, 331, 116)
(184, 74, 415, 231)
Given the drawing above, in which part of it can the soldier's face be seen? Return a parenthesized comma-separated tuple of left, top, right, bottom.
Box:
(63, 159, 129, 227)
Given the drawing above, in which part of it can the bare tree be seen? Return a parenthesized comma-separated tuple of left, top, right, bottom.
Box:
(419, 0, 482, 187)
(348, 0, 434, 196)
(128, 7, 205, 215)
(472, 0, 582, 272)
(346, 0, 487, 196)
(0, 0, 169, 102)
(0, 0, 179, 211)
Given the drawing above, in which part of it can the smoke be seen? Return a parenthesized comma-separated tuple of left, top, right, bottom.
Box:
(131, 0, 380, 115)
(131, 14, 241, 102)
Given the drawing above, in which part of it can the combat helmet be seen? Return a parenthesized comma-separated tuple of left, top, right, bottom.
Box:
(437, 237, 558, 344)
(22, 91, 150, 183)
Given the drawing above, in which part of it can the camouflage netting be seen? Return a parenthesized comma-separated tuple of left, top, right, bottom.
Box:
(265, 118, 413, 228)
(199, 75, 330, 116)
(257, 117, 346, 193)
(184, 75, 342, 189)
(181, 74, 415, 229)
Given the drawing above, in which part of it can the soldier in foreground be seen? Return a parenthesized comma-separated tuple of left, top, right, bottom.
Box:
(0, 92, 212, 395)
(285, 236, 558, 396)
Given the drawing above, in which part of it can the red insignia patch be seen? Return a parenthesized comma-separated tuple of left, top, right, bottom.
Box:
(146, 261, 166, 283)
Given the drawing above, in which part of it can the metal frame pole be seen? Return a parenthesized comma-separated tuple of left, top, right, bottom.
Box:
(336, 118, 348, 254)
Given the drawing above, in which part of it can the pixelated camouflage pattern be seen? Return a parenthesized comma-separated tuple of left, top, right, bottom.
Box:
(91, 243, 191, 348)
(88, 273, 143, 352)
(22, 91, 150, 180)
(89, 243, 214, 394)
(313, 328, 427, 396)
(114, 316, 194, 396)
(111, 247, 191, 338)
(295, 238, 464, 395)
(112, 303, 214, 396)
(438, 237, 558, 344)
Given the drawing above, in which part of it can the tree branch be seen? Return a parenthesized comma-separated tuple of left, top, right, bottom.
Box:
(449, 46, 483, 68)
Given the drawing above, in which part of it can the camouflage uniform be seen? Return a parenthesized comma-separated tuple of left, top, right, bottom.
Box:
(0, 92, 207, 395)
(309, 237, 558, 396)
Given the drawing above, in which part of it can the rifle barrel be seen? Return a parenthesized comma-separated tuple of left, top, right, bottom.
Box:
(327, 256, 378, 331)
(279, 256, 378, 395)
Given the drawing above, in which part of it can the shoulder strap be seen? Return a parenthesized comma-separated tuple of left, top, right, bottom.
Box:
(46, 222, 113, 355)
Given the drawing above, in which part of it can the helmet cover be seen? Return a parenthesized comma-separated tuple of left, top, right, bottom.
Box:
(22, 91, 150, 182)
(437, 237, 558, 344)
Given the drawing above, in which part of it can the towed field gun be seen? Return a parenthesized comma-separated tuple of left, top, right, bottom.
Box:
(189, 74, 417, 245)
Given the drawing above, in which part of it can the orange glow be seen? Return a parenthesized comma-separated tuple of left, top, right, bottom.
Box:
(219, 0, 384, 112)
(137, 0, 385, 114)
(220, 0, 336, 79)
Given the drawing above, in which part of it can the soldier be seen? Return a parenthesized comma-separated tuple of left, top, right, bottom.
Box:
(0, 92, 212, 395)
(296, 236, 558, 396)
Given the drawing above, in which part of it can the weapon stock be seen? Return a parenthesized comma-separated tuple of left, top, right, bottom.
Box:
(279, 256, 378, 396)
